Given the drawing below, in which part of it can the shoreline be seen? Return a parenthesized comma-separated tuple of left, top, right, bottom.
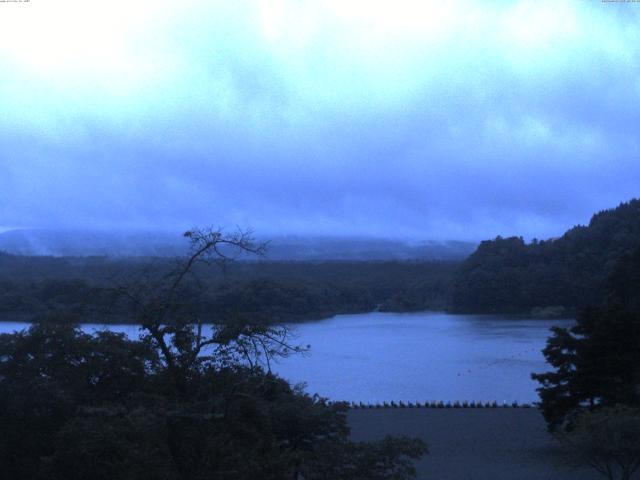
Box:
(0, 308, 575, 325)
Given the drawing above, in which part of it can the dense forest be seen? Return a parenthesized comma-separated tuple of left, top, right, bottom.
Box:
(0, 229, 426, 479)
(0, 253, 456, 323)
(451, 199, 640, 315)
(2, 199, 639, 322)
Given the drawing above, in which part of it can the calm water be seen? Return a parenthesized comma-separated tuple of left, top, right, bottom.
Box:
(0, 311, 573, 403)
(274, 311, 573, 403)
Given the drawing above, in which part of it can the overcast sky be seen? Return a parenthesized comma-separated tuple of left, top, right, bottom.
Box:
(0, 0, 638, 241)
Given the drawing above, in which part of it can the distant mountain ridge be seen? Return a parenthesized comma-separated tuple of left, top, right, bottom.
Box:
(262, 237, 476, 261)
(0, 230, 476, 261)
(0, 230, 184, 257)
(451, 199, 640, 314)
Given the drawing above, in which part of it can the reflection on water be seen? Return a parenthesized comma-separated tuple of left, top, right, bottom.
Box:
(0, 311, 574, 403)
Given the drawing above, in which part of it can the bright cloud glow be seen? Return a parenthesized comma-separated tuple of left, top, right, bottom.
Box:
(1, 1, 172, 84)
(0, 1, 638, 239)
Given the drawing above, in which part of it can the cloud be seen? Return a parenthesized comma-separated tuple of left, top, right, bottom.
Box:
(0, 0, 639, 240)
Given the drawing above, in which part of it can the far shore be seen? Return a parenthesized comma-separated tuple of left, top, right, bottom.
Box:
(0, 307, 575, 326)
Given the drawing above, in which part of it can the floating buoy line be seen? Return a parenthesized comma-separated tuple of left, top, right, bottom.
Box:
(344, 400, 535, 409)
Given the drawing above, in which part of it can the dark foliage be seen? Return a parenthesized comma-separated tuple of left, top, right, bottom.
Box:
(0, 228, 426, 479)
(559, 406, 640, 480)
(532, 246, 640, 431)
(0, 255, 457, 322)
(0, 323, 426, 480)
(452, 199, 640, 313)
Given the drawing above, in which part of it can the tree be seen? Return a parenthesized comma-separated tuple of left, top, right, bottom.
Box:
(0, 227, 427, 479)
(108, 228, 305, 388)
(0, 322, 160, 479)
(559, 406, 640, 480)
(532, 247, 640, 431)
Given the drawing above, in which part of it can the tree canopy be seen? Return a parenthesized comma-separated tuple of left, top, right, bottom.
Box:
(452, 199, 640, 314)
(0, 228, 427, 479)
(532, 246, 640, 431)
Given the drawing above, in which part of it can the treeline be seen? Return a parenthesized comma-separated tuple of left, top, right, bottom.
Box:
(451, 199, 640, 314)
(4, 198, 640, 320)
(0, 229, 427, 479)
(0, 255, 457, 322)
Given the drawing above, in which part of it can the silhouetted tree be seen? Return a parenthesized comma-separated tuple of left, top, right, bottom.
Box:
(0, 228, 427, 479)
(532, 247, 640, 431)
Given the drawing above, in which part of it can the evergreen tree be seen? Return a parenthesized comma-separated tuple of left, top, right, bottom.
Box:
(532, 247, 640, 430)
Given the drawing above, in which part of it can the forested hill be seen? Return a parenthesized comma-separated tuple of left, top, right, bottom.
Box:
(451, 199, 640, 315)
(0, 230, 475, 261)
(0, 254, 457, 323)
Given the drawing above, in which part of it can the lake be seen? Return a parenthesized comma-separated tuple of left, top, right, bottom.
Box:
(0, 311, 573, 403)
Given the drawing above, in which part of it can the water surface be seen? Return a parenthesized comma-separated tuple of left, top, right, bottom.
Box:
(273, 311, 572, 403)
(0, 311, 573, 403)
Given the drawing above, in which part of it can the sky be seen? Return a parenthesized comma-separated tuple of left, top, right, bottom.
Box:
(0, 0, 639, 241)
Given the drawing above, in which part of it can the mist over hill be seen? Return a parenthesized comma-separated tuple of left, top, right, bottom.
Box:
(0, 229, 476, 261)
(262, 237, 476, 261)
